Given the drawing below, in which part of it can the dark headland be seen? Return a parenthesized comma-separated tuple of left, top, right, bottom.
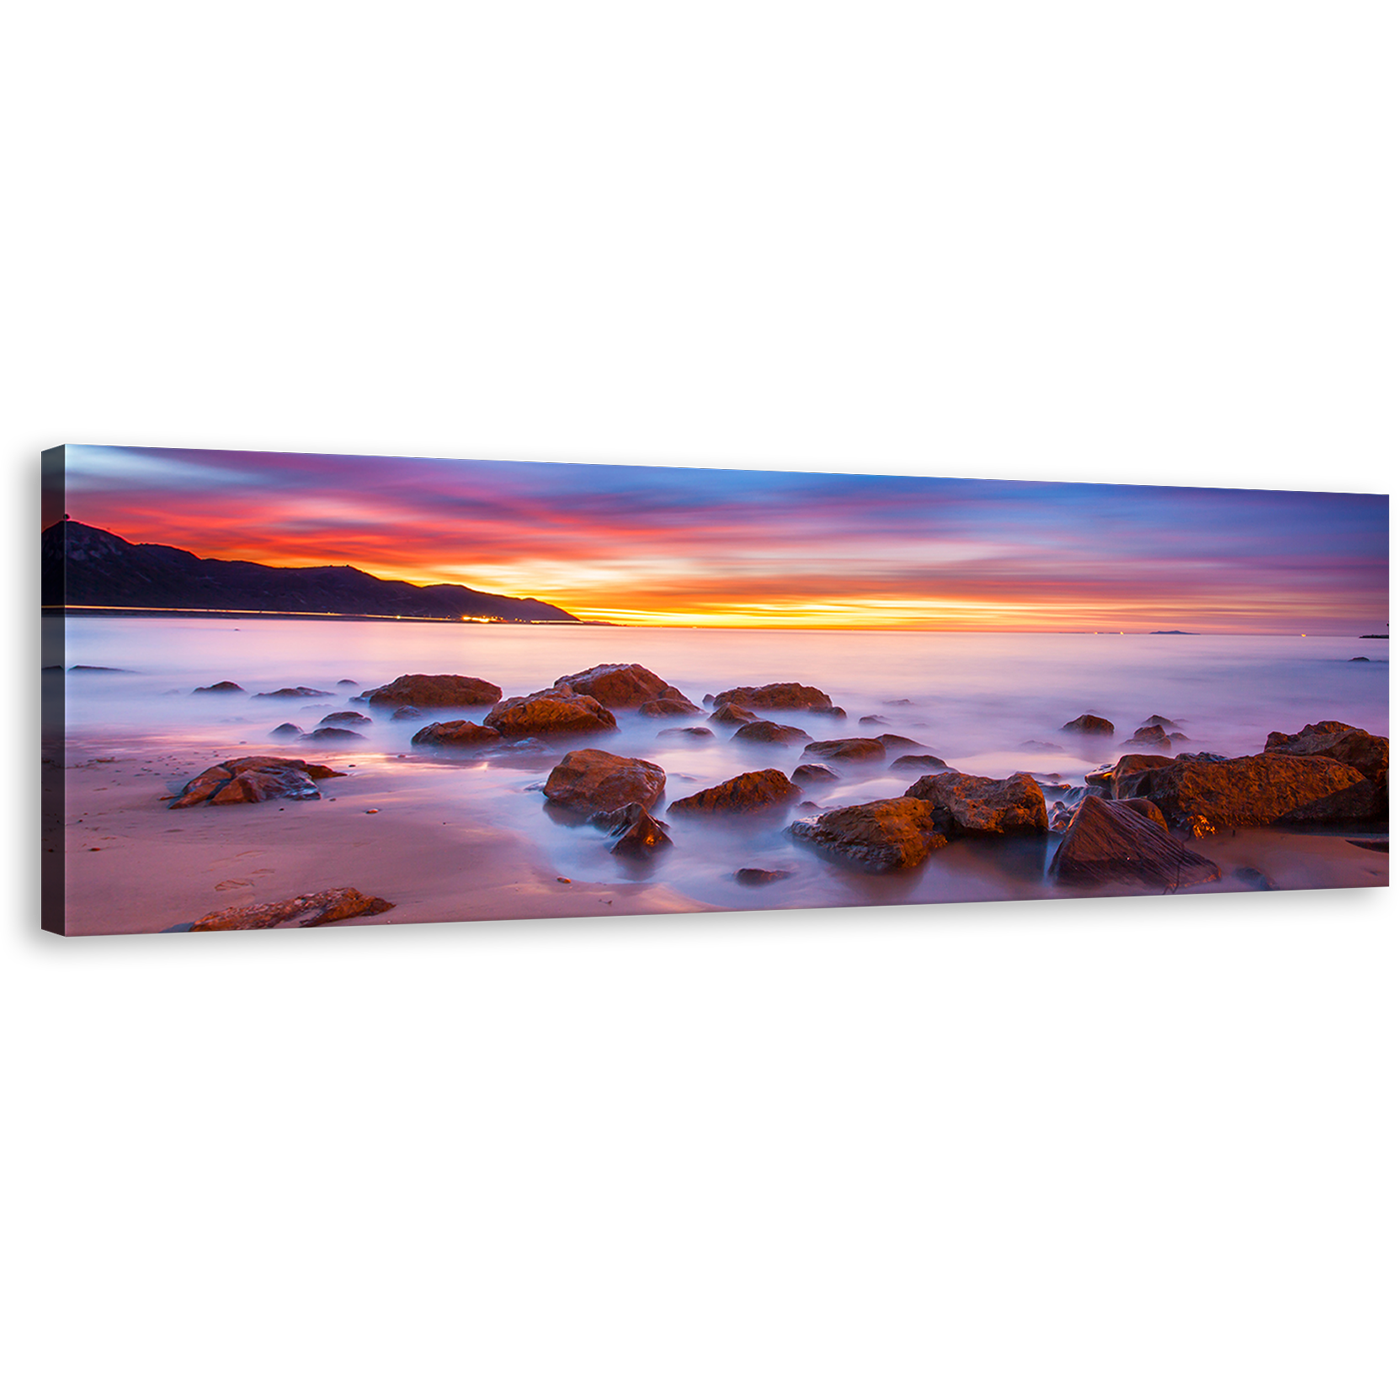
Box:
(42, 519, 589, 623)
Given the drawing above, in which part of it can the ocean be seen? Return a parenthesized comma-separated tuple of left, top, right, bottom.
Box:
(52, 618, 1390, 916)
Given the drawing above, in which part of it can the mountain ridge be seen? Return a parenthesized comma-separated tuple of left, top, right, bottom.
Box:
(42, 519, 584, 623)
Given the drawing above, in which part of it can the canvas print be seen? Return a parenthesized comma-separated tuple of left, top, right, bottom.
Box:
(41, 444, 1389, 936)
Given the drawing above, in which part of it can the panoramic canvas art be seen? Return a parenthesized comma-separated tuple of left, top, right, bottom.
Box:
(41, 445, 1389, 936)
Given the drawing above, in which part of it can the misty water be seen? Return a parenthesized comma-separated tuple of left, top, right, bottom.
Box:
(54, 618, 1390, 914)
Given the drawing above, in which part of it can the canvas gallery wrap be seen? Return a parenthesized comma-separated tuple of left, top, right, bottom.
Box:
(40, 444, 1389, 936)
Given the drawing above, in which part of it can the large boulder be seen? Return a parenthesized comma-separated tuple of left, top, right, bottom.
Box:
(191, 886, 395, 931)
(709, 702, 760, 726)
(1049, 795, 1222, 889)
(791, 763, 838, 784)
(555, 663, 697, 711)
(667, 769, 801, 817)
(166, 754, 342, 808)
(788, 797, 946, 872)
(903, 770, 1048, 837)
(412, 720, 502, 747)
(802, 738, 887, 763)
(543, 748, 666, 813)
(1123, 752, 1374, 829)
(1263, 721, 1389, 782)
(1062, 713, 1114, 735)
(363, 674, 503, 709)
(485, 684, 618, 737)
(733, 720, 811, 745)
(710, 682, 834, 711)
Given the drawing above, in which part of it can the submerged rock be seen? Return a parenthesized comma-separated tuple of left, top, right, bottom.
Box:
(1088, 753, 1175, 797)
(889, 753, 949, 772)
(543, 748, 666, 813)
(659, 726, 714, 739)
(1234, 866, 1280, 891)
(590, 801, 674, 857)
(710, 682, 834, 711)
(556, 662, 696, 710)
(256, 686, 333, 699)
(1049, 795, 1222, 889)
(303, 727, 366, 743)
(1061, 713, 1114, 736)
(320, 711, 371, 726)
(191, 886, 395, 931)
(903, 770, 1048, 837)
(802, 738, 886, 763)
(193, 681, 244, 694)
(1127, 724, 1171, 749)
(269, 723, 303, 738)
(485, 684, 617, 737)
(734, 867, 793, 886)
(639, 697, 704, 717)
(364, 674, 503, 709)
(876, 734, 921, 751)
(732, 720, 811, 745)
(391, 706, 423, 719)
(667, 769, 801, 817)
(858, 714, 889, 726)
(709, 702, 760, 726)
(791, 763, 839, 784)
(411, 720, 502, 747)
(788, 797, 946, 872)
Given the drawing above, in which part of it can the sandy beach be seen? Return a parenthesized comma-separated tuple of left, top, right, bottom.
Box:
(57, 726, 1387, 936)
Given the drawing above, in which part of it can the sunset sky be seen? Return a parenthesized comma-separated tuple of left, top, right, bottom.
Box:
(58, 444, 1389, 632)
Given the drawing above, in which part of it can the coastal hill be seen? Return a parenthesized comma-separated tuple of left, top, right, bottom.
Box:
(42, 519, 583, 623)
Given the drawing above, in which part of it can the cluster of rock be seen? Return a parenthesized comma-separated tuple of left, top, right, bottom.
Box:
(191, 887, 394, 931)
(163, 755, 344, 807)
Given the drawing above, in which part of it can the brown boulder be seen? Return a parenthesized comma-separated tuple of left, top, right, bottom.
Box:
(889, 753, 949, 772)
(788, 797, 947, 872)
(191, 886, 395, 931)
(659, 726, 714, 739)
(485, 685, 618, 737)
(903, 770, 1049, 837)
(876, 734, 921, 751)
(412, 720, 502, 747)
(733, 720, 811, 745)
(555, 663, 697, 711)
(590, 802, 674, 856)
(1126, 752, 1373, 829)
(802, 738, 887, 763)
(255, 686, 332, 699)
(667, 769, 801, 817)
(638, 696, 704, 717)
(1127, 725, 1171, 749)
(792, 763, 838, 784)
(321, 711, 370, 726)
(710, 682, 834, 711)
(709, 702, 760, 725)
(193, 681, 243, 694)
(364, 674, 503, 709)
(1049, 795, 1221, 889)
(303, 727, 365, 743)
(1263, 721, 1389, 781)
(734, 868, 793, 886)
(1091, 753, 1176, 797)
(543, 748, 666, 813)
(1062, 713, 1114, 735)
(166, 755, 342, 808)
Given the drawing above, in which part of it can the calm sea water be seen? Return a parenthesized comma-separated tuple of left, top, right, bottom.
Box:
(54, 618, 1390, 912)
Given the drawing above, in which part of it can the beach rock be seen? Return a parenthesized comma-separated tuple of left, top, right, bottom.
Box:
(788, 797, 946, 872)
(815, 705, 848, 719)
(734, 867, 793, 886)
(638, 697, 704, 717)
(802, 738, 886, 763)
(858, 714, 889, 726)
(733, 720, 811, 745)
(1090, 753, 1175, 797)
(191, 886, 395, 931)
(1174, 751, 1229, 764)
(1263, 721, 1388, 782)
(256, 686, 333, 699)
(1124, 752, 1373, 830)
(303, 727, 365, 743)
(709, 702, 760, 726)
(1346, 837, 1389, 853)
(411, 720, 502, 747)
(1049, 795, 1222, 889)
(1142, 715, 1180, 729)
(792, 763, 839, 784)
(590, 802, 674, 857)
(1273, 776, 1387, 825)
(1061, 714, 1114, 736)
(543, 748, 666, 813)
(555, 662, 697, 711)
(166, 755, 341, 808)
(876, 734, 921, 751)
(364, 674, 503, 709)
(1127, 725, 1171, 749)
(1019, 740, 1067, 753)
(485, 685, 618, 737)
(1116, 797, 1169, 830)
(659, 726, 714, 739)
(193, 681, 244, 694)
(667, 769, 801, 817)
(269, 723, 303, 738)
(710, 682, 834, 711)
(337, 679, 358, 687)
(392, 706, 423, 719)
(321, 711, 371, 726)
(903, 770, 1049, 837)
(1350, 656, 1370, 662)
(889, 753, 949, 772)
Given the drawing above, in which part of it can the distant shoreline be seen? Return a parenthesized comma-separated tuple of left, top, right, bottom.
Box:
(46, 606, 606, 625)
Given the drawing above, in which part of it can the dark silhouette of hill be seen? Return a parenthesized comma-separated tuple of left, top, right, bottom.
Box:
(42, 519, 582, 623)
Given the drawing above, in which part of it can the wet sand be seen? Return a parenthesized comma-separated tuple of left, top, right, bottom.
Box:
(59, 736, 1386, 936)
